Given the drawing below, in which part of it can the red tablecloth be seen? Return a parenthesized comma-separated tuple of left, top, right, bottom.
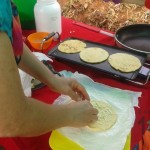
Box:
(146, 0, 150, 8)
(0, 17, 150, 150)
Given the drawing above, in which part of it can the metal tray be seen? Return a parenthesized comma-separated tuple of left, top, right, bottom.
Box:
(48, 37, 149, 84)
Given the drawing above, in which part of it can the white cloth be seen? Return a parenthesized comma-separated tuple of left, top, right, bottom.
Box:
(19, 69, 32, 97)
(19, 52, 53, 96)
(53, 71, 141, 150)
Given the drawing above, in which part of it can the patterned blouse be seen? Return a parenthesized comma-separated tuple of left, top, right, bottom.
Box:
(0, 0, 23, 64)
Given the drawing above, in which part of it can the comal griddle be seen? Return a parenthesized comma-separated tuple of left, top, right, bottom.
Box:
(48, 37, 150, 85)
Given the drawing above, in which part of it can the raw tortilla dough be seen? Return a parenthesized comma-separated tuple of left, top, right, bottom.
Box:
(108, 53, 141, 72)
(58, 39, 86, 53)
(79, 47, 109, 63)
(88, 100, 117, 132)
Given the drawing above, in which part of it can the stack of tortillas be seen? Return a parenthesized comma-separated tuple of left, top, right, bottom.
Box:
(79, 47, 109, 63)
(108, 53, 142, 72)
(58, 39, 86, 53)
(88, 100, 117, 131)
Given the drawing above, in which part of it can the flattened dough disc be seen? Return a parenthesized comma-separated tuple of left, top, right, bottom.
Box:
(79, 47, 109, 63)
(58, 39, 86, 53)
(88, 100, 117, 132)
(108, 53, 141, 72)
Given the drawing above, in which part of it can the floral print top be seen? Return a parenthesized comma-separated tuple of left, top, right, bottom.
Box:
(0, 0, 23, 64)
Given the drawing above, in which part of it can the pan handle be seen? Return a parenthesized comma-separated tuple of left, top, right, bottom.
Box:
(99, 30, 114, 37)
(73, 21, 115, 37)
(125, 71, 150, 86)
(40, 32, 60, 51)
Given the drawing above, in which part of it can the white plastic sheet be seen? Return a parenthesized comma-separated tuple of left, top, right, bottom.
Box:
(19, 69, 32, 97)
(19, 52, 53, 96)
(54, 71, 141, 150)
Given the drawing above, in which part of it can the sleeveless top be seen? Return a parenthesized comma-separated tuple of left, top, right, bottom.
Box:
(0, 0, 23, 64)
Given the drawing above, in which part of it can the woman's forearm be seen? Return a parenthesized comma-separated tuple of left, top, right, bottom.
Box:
(0, 33, 70, 137)
(18, 43, 90, 100)
(1, 96, 70, 137)
(18, 43, 59, 91)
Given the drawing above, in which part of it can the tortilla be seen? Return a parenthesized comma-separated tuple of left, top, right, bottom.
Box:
(88, 100, 117, 132)
(58, 39, 86, 53)
(79, 47, 109, 63)
(108, 53, 141, 72)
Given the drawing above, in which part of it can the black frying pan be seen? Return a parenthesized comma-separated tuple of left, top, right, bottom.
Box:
(114, 24, 150, 56)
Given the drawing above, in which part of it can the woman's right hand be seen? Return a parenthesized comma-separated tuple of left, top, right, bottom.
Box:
(66, 100, 98, 127)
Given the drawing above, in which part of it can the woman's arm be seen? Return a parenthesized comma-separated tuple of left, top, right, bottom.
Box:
(0, 32, 98, 137)
(18, 43, 90, 101)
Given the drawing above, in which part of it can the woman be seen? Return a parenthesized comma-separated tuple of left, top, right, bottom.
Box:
(0, 0, 98, 137)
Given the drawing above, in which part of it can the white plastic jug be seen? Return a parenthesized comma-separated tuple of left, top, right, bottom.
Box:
(34, 0, 62, 34)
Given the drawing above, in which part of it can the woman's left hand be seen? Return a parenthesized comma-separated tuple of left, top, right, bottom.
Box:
(50, 76, 90, 101)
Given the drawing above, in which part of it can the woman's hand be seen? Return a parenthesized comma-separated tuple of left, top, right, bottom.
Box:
(66, 100, 98, 127)
(51, 76, 90, 101)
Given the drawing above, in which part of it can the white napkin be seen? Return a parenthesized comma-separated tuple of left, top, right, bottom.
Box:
(19, 52, 53, 96)
(32, 52, 53, 62)
(53, 71, 141, 150)
(19, 69, 32, 97)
